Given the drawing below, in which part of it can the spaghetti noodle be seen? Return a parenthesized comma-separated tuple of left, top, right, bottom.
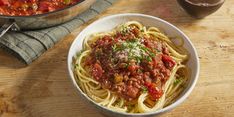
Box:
(73, 21, 189, 113)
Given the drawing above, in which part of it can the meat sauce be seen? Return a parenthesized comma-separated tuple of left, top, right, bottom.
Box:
(85, 26, 176, 101)
(0, 0, 81, 16)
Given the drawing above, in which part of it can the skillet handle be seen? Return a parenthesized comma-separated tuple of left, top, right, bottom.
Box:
(0, 20, 20, 38)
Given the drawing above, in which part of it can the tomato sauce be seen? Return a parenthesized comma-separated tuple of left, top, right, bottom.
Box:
(0, 0, 81, 16)
(85, 26, 176, 101)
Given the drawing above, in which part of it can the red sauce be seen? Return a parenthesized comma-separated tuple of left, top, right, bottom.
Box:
(85, 27, 176, 101)
(0, 0, 81, 16)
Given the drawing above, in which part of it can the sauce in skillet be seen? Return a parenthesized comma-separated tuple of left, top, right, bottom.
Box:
(0, 0, 81, 16)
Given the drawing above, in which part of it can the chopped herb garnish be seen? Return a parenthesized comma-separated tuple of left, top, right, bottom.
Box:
(141, 86, 148, 93)
(174, 78, 182, 85)
(140, 46, 149, 52)
(112, 44, 117, 52)
(135, 56, 143, 63)
(111, 37, 158, 64)
(145, 56, 152, 62)
(149, 52, 156, 57)
(123, 63, 129, 68)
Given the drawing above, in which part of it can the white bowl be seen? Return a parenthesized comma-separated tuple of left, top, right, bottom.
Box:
(67, 13, 200, 117)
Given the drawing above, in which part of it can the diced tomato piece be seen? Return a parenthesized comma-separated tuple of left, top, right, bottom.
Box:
(127, 65, 139, 72)
(91, 63, 103, 80)
(143, 39, 154, 49)
(84, 56, 94, 66)
(131, 28, 139, 36)
(162, 46, 169, 55)
(144, 82, 163, 100)
(95, 39, 104, 47)
(0, 8, 4, 13)
(12, 1, 24, 9)
(48, 6, 56, 12)
(102, 35, 112, 42)
(115, 32, 122, 40)
(162, 55, 176, 69)
(28, 0, 37, 3)
(150, 87, 163, 100)
(95, 35, 113, 47)
(38, 1, 50, 12)
(0, 0, 9, 6)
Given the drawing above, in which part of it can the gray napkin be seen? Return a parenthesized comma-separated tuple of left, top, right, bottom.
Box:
(0, 0, 116, 64)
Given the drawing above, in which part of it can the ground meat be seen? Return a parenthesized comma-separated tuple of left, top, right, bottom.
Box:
(87, 26, 175, 101)
(126, 86, 139, 99)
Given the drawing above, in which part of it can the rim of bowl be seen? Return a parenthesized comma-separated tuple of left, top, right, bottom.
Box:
(67, 13, 200, 116)
(185, 0, 225, 7)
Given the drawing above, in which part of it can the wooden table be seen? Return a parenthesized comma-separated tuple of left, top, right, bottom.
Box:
(0, 0, 234, 117)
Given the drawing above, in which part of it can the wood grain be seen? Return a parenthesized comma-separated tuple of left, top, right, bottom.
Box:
(0, 0, 234, 117)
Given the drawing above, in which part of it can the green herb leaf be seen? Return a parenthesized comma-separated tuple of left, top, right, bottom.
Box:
(145, 56, 152, 62)
(135, 56, 143, 63)
(112, 44, 117, 52)
(141, 86, 148, 93)
(174, 78, 182, 85)
(124, 63, 129, 68)
(149, 52, 156, 57)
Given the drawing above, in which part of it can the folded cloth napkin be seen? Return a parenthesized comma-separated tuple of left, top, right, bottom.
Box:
(0, 0, 116, 64)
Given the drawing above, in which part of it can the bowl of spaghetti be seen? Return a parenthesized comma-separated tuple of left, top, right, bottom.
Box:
(68, 13, 199, 116)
